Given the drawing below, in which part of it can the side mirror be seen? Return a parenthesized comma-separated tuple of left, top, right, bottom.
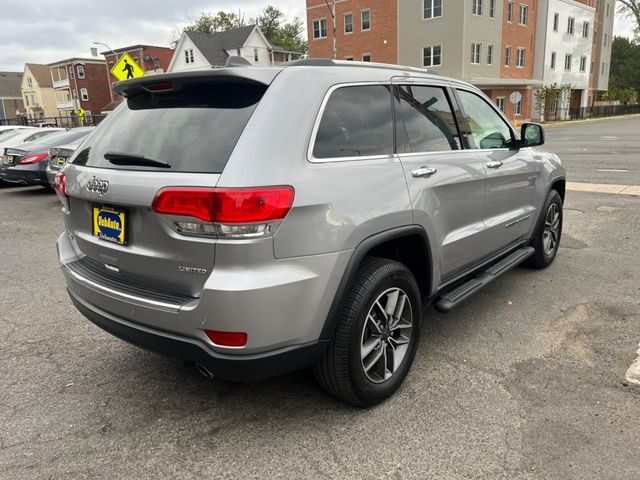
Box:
(520, 122, 545, 148)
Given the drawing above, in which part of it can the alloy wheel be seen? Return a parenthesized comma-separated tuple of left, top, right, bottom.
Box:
(543, 203, 561, 256)
(360, 287, 413, 383)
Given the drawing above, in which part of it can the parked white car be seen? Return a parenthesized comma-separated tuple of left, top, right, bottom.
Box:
(0, 128, 64, 152)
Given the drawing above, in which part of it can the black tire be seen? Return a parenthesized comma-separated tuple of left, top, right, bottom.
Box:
(314, 257, 421, 407)
(527, 189, 563, 268)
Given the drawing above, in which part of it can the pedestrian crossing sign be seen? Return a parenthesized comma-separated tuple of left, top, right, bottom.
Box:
(110, 53, 145, 81)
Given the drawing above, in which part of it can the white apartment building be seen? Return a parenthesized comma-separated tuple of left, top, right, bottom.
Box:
(534, 0, 596, 115)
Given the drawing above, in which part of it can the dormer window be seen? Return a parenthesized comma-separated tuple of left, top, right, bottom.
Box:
(27, 77, 33, 88)
(184, 49, 194, 64)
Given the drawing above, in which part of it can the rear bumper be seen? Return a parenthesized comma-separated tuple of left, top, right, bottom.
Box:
(69, 288, 327, 381)
(0, 163, 49, 186)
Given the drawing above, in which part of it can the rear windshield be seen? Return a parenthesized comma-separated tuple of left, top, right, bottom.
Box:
(70, 82, 266, 173)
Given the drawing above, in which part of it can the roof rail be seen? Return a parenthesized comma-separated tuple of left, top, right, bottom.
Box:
(284, 59, 336, 67)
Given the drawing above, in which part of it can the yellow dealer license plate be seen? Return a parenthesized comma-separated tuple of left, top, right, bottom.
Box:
(93, 207, 126, 245)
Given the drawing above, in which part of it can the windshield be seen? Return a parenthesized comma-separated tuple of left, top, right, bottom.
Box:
(36, 130, 91, 147)
(70, 82, 266, 173)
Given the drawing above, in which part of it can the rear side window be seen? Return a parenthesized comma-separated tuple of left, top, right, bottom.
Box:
(313, 85, 393, 159)
(71, 82, 266, 173)
(395, 85, 461, 153)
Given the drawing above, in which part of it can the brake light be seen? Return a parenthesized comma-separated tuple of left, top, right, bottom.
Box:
(54, 172, 68, 197)
(152, 186, 295, 224)
(204, 329, 247, 347)
(18, 152, 48, 165)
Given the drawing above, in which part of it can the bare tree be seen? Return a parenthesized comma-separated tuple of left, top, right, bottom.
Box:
(618, 0, 640, 37)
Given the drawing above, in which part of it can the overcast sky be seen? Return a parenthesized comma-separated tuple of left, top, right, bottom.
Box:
(0, 0, 636, 72)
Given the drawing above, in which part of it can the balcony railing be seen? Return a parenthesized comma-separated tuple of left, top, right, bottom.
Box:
(53, 78, 70, 88)
(56, 100, 75, 109)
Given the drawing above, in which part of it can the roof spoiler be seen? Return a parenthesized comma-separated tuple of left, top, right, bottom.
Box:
(113, 67, 281, 98)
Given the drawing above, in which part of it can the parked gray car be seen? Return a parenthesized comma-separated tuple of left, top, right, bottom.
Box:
(56, 60, 565, 406)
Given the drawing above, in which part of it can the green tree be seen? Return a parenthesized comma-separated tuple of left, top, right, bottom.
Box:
(254, 6, 307, 53)
(609, 36, 640, 97)
(171, 11, 246, 47)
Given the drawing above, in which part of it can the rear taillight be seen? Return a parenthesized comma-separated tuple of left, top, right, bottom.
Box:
(152, 186, 295, 239)
(18, 152, 48, 165)
(204, 329, 247, 347)
(54, 172, 69, 211)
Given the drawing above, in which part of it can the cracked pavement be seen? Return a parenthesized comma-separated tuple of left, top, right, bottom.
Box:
(1, 118, 639, 479)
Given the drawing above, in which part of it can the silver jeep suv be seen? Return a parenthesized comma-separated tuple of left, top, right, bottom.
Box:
(56, 60, 565, 406)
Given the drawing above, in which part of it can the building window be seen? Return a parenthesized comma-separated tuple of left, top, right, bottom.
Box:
(362, 54, 372, 62)
(237, 48, 241, 56)
(423, 45, 442, 67)
(253, 49, 259, 62)
(361, 10, 371, 31)
(344, 13, 353, 33)
(184, 49, 194, 63)
(80, 88, 89, 101)
(496, 97, 505, 113)
(580, 56, 587, 72)
(27, 77, 33, 87)
(507, 2, 513, 22)
(550, 51, 556, 69)
(489, 0, 496, 18)
(505, 46, 511, 66)
(487, 44, 494, 65)
(313, 19, 328, 39)
(471, 43, 482, 64)
(77, 65, 85, 78)
(516, 48, 526, 68)
(583, 22, 590, 38)
(345, 56, 354, 61)
(69, 67, 74, 80)
(567, 17, 575, 35)
(513, 96, 522, 116)
(565, 54, 572, 71)
(472, 0, 483, 16)
(423, 0, 443, 19)
(519, 5, 528, 25)
(553, 13, 559, 32)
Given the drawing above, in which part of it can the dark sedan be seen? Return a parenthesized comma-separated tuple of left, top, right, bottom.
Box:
(0, 127, 94, 188)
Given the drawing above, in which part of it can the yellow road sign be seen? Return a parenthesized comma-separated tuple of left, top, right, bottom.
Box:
(111, 53, 145, 81)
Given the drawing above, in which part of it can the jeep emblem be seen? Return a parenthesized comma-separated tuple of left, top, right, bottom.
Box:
(86, 176, 109, 195)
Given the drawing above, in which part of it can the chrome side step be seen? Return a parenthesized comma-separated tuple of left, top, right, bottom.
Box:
(434, 246, 535, 313)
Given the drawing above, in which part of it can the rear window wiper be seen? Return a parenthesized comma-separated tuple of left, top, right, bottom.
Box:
(104, 151, 171, 169)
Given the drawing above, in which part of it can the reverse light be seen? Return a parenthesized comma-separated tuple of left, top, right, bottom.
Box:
(152, 186, 295, 239)
(18, 152, 49, 165)
(204, 329, 247, 347)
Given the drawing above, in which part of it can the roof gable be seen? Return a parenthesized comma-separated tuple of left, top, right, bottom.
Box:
(185, 25, 258, 66)
(24, 63, 53, 88)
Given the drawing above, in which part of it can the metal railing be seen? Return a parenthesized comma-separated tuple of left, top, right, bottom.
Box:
(543, 103, 640, 122)
(0, 115, 108, 128)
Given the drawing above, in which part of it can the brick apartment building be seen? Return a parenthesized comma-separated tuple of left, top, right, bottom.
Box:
(307, 0, 615, 121)
(101, 45, 174, 112)
(49, 57, 111, 121)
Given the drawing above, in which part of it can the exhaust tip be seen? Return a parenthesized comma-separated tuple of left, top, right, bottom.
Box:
(195, 363, 215, 380)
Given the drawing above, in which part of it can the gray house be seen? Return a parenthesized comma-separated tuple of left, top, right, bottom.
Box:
(0, 72, 24, 120)
(168, 25, 303, 72)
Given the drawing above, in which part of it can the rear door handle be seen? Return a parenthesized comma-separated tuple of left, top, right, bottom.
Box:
(411, 166, 437, 178)
(487, 160, 503, 169)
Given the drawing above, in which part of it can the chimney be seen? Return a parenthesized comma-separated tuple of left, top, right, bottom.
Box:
(90, 47, 98, 57)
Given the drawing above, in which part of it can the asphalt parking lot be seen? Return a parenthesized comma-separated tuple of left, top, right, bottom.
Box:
(1, 116, 639, 479)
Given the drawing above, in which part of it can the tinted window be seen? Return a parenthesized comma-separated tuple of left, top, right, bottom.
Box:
(0, 130, 20, 142)
(395, 85, 461, 153)
(456, 89, 513, 149)
(313, 85, 393, 159)
(71, 82, 266, 173)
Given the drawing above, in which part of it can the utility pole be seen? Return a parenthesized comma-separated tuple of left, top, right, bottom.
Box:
(324, 0, 337, 59)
